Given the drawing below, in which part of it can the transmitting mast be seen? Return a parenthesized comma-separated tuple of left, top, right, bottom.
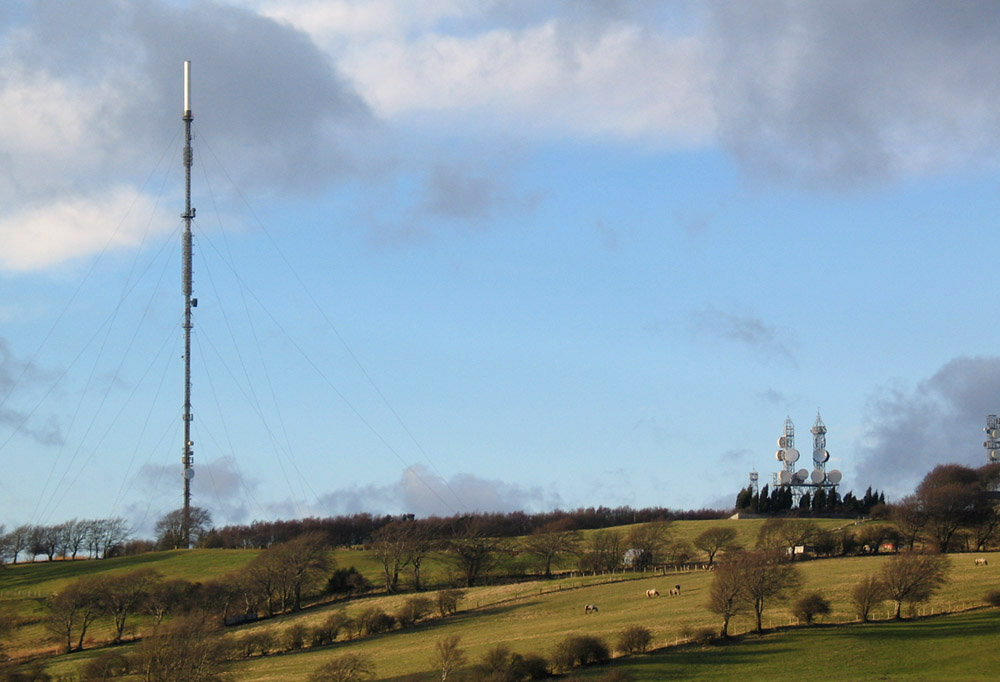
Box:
(181, 61, 197, 547)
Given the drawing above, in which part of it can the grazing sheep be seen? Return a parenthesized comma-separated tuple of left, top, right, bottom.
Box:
(585, 604, 599, 614)
(646, 589, 660, 598)
(976, 558, 989, 566)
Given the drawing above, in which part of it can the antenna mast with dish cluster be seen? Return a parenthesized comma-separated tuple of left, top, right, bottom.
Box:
(181, 61, 197, 547)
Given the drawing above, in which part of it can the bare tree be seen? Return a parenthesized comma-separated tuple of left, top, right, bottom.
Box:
(850, 574, 886, 622)
(61, 519, 88, 560)
(582, 529, 626, 573)
(433, 634, 466, 682)
(446, 519, 509, 587)
(970, 504, 1000, 551)
(727, 550, 802, 633)
(155, 508, 212, 550)
(31, 524, 61, 561)
(522, 519, 581, 577)
(707, 554, 746, 638)
(369, 521, 412, 593)
(755, 518, 819, 560)
(3, 524, 32, 563)
(879, 551, 949, 619)
(917, 464, 991, 552)
(242, 533, 330, 615)
(145, 578, 197, 625)
(626, 521, 672, 570)
(276, 533, 332, 611)
(99, 569, 161, 643)
(135, 616, 227, 682)
(46, 576, 104, 652)
(890, 495, 927, 551)
(82, 517, 130, 558)
(694, 526, 740, 566)
(405, 522, 437, 591)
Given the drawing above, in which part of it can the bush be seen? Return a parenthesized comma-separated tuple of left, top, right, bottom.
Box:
(396, 596, 434, 626)
(326, 567, 372, 597)
(680, 625, 717, 646)
(617, 625, 652, 654)
(437, 589, 465, 616)
(793, 592, 831, 625)
(284, 623, 308, 651)
(355, 607, 396, 636)
(517, 653, 551, 680)
(238, 630, 276, 658)
(552, 635, 610, 671)
(985, 590, 1000, 607)
(473, 645, 550, 682)
(312, 612, 351, 646)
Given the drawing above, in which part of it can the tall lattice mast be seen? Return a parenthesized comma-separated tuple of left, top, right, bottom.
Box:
(181, 61, 197, 547)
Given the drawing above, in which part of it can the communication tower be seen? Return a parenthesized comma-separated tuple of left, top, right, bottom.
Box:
(181, 61, 197, 547)
(984, 415, 1000, 464)
(772, 414, 841, 502)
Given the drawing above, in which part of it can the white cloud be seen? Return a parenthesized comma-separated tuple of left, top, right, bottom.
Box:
(251, 0, 716, 142)
(0, 189, 168, 271)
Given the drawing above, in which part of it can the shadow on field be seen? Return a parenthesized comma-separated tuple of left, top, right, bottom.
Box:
(0, 552, 169, 590)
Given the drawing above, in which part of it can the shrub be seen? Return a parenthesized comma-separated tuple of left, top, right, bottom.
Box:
(396, 596, 434, 626)
(552, 635, 610, 671)
(238, 630, 276, 658)
(985, 590, 1000, 607)
(312, 612, 351, 646)
(793, 592, 832, 625)
(472, 645, 549, 682)
(355, 607, 395, 636)
(437, 589, 465, 616)
(284, 623, 308, 651)
(326, 567, 372, 597)
(516, 653, 551, 680)
(680, 626, 716, 646)
(617, 625, 652, 654)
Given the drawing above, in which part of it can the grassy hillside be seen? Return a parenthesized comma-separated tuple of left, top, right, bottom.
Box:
(3, 519, 996, 680)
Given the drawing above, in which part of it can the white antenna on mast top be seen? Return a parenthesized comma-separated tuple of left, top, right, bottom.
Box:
(184, 60, 191, 114)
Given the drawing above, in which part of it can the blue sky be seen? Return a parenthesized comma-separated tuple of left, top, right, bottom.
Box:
(3, 0, 1000, 537)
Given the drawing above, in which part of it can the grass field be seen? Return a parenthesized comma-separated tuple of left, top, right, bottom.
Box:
(3, 520, 998, 680)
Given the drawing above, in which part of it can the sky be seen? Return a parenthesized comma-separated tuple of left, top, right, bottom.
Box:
(3, 0, 1000, 538)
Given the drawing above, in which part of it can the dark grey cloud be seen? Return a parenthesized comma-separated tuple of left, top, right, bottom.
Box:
(854, 356, 1000, 499)
(708, 0, 1000, 187)
(4, 0, 373, 198)
(691, 308, 796, 364)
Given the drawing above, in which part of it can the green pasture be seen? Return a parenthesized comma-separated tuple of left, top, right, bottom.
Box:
(570, 608, 1000, 681)
(5, 519, 997, 681)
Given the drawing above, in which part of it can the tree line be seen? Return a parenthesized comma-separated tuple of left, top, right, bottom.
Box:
(0, 518, 129, 564)
(199, 505, 726, 551)
(735, 483, 886, 516)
